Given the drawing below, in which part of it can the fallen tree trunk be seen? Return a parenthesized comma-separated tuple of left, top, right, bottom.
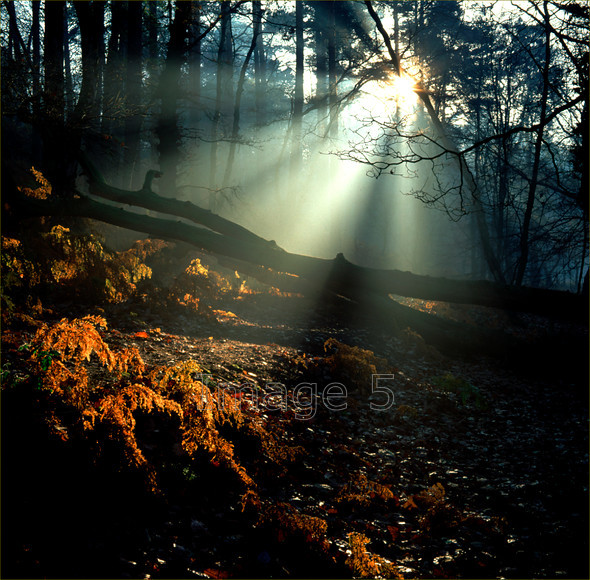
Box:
(78, 151, 276, 250)
(75, 153, 585, 320)
(13, 190, 579, 360)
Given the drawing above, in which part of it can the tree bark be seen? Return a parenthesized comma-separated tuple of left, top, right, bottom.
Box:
(43, 1, 65, 124)
(311, 1, 328, 133)
(514, 1, 551, 286)
(223, 2, 262, 187)
(189, 1, 203, 141)
(73, 1, 105, 129)
(253, 0, 266, 128)
(147, 1, 159, 84)
(63, 3, 74, 118)
(42, 0, 66, 192)
(31, 0, 42, 163)
(289, 0, 304, 187)
(209, 0, 233, 203)
(327, 1, 338, 139)
(124, 0, 143, 189)
(31, 1, 41, 104)
(156, 1, 191, 199)
(101, 0, 127, 182)
(4, 0, 23, 62)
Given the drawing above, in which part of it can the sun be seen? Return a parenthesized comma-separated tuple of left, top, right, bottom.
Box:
(351, 73, 419, 121)
(389, 73, 419, 113)
(392, 74, 418, 101)
(342, 71, 420, 136)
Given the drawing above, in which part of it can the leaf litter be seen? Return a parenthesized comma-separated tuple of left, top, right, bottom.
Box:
(1, 237, 587, 579)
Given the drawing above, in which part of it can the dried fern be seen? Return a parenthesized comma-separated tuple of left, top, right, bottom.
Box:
(36, 226, 152, 303)
(149, 360, 256, 492)
(262, 502, 329, 546)
(33, 315, 115, 368)
(346, 532, 402, 579)
(18, 167, 53, 199)
(23, 316, 292, 504)
(324, 338, 390, 394)
(336, 473, 395, 508)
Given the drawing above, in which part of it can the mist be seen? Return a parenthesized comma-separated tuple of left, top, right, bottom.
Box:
(156, 85, 480, 281)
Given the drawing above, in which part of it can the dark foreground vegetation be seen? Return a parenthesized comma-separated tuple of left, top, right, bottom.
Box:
(1, 223, 588, 579)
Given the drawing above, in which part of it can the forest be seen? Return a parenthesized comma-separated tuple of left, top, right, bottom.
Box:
(1, 1, 588, 578)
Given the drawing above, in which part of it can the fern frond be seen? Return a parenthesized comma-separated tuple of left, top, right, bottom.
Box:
(33, 315, 116, 370)
(18, 167, 53, 199)
(346, 532, 402, 579)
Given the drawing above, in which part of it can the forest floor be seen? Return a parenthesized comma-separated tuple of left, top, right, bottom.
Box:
(1, 232, 588, 579)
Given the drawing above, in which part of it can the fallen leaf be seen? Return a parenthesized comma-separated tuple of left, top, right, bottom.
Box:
(203, 568, 230, 579)
(387, 525, 400, 541)
(402, 497, 418, 510)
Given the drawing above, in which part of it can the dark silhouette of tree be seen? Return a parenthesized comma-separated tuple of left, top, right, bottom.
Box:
(310, 1, 328, 133)
(124, 0, 143, 188)
(327, 1, 338, 139)
(209, 0, 234, 203)
(188, 1, 203, 142)
(223, 0, 264, 186)
(253, 0, 266, 128)
(156, 1, 192, 199)
(289, 0, 304, 185)
(73, 1, 105, 129)
(31, 0, 42, 162)
(101, 0, 127, 181)
(42, 0, 66, 192)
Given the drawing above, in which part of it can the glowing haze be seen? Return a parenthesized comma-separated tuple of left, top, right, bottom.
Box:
(175, 68, 478, 279)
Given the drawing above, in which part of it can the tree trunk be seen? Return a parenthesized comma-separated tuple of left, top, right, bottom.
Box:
(124, 0, 143, 189)
(514, 1, 551, 286)
(31, 0, 42, 163)
(189, 1, 203, 141)
(44, 1, 65, 124)
(146, 1, 160, 168)
(209, 0, 233, 206)
(5, 0, 22, 62)
(289, 0, 304, 186)
(42, 0, 66, 192)
(102, 0, 127, 182)
(312, 1, 328, 133)
(63, 3, 74, 118)
(147, 1, 159, 83)
(73, 1, 105, 129)
(253, 0, 266, 128)
(223, 2, 262, 187)
(156, 1, 191, 199)
(327, 1, 338, 139)
(31, 1, 40, 100)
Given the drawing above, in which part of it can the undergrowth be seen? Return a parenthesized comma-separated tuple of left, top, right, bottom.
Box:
(261, 502, 329, 547)
(1, 226, 152, 308)
(336, 472, 397, 509)
(346, 532, 403, 579)
(323, 338, 391, 394)
(8, 314, 298, 506)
